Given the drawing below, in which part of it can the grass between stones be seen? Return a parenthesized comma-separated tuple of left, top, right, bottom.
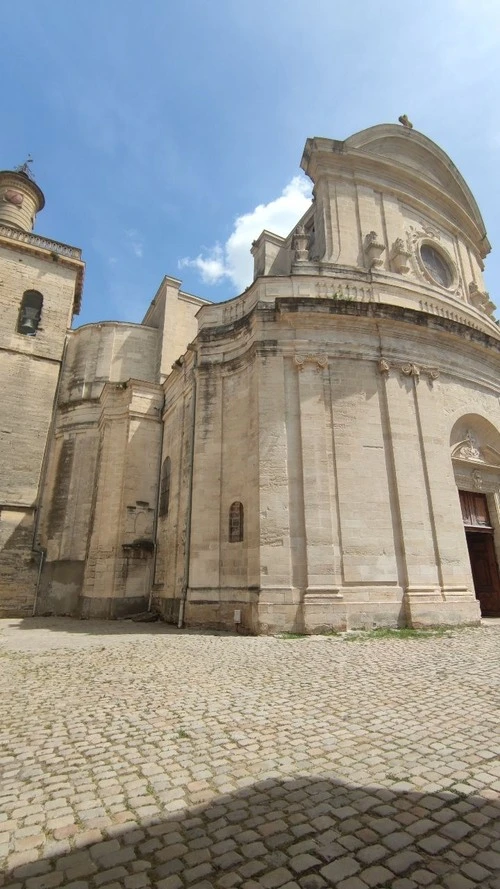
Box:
(277, 627, 459, 641)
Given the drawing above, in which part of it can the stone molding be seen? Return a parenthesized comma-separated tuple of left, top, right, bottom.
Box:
(453, 468, 500, 493)
(377, 357, 439, 380)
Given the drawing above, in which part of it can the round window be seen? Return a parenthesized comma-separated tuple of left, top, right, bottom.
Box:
(420, 244, 453, 288)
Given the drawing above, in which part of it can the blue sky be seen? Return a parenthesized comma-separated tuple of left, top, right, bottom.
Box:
(1, 0, 500, 325)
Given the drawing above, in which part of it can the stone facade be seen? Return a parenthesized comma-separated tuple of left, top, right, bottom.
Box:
(1, 125, 500, 630)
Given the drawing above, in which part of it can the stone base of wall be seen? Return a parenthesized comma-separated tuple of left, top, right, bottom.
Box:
(184, 599, 258, 633)
(0, 600, 35, 617)
(257, 601, 406, 634)
(404, 589, 481, 628)
(154, 596, 181, 625)
(79, 595, 148, 619)
(165, 588, 260, 633)
(36, 560, 85, 616)
(171, 586, 482, 634)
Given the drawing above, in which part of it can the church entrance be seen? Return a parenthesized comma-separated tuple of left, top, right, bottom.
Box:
(460, 490, 500, 616)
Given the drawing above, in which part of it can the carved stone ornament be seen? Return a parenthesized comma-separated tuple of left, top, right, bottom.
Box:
(378, 357, 439, 381)
(401, 362, 420, 378)
(365, 231, 385, 269)
(4, 189, 23, 206)
(468, 281, 496, 317)
(315, 280, 373, 302)
(292, 224, 310, 263)
(472, 470, 483, 491)
(294, 353, 329, 372)
(457, 430, 482, 461)
(390, 237, 411, 274)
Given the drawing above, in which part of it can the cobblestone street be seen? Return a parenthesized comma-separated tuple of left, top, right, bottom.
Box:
(0, 618, 499, 889)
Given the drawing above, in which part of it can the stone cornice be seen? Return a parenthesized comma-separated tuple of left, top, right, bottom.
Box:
(275, 297, 500, 355)
(196, 267, 498, 339)
(0, 223, 84, 315)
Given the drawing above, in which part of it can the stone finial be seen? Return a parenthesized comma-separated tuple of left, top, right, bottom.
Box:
(365, 231, 385, 269)
(391, 237, 411, 274)
(292, 224, 310, 263)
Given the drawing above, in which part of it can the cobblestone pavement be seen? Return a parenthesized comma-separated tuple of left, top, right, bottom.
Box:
(0, 617, 499, 889)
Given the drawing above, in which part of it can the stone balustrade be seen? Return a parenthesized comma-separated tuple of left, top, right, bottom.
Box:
(0, 223, 81, 259)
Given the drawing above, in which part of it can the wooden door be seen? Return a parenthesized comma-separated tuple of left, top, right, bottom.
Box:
(466, 531, 500, 616)
(459, 490, 492, 528)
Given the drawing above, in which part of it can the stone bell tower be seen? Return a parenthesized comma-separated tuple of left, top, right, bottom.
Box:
(0, 163, 85, 615)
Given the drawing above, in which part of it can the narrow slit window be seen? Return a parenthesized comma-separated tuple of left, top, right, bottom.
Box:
(229, 501, 244, 543)
(17, 290, 43, 336)
(159, 457, 171, 517)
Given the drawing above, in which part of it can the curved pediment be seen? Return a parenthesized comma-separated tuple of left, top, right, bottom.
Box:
(450, 416, 500, 469)
(344, 125, 489, 250)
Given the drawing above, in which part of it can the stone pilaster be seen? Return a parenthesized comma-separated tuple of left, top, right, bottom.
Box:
(295, 353, 340, 601)
(414, 378, 480, 624)
(381, 367, 441, 621)
(257, 354, 293, 627)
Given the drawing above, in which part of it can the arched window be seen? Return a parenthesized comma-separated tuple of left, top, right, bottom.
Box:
(17, 290, 43, 336)
(229, 501, 244, 543)
(159, 457, 171, 517)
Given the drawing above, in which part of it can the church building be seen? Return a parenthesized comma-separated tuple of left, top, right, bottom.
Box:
(1, 123, 500, 632)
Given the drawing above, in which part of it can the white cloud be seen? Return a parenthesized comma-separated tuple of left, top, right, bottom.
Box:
(126, 228, 143, 258)
(179, 175, 312, 290)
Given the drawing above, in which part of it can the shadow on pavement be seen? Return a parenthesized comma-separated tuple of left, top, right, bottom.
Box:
(2, 775, 499, 888)
(1, 616, 237, 639)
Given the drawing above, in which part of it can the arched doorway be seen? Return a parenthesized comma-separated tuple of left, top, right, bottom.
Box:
(451, 416, 500, 617)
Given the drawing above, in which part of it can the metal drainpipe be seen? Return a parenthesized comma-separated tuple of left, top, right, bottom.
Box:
(31, 332, 70, 615)
(148, 392, 166, 612)
(32, 548, 46, 616)
(178, 345, 198, 629)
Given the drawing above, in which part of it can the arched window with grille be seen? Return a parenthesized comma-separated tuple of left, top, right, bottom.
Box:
(159, 456, 171, 517)
(17, 290, 43, 336)
(229, 501, 244, 543)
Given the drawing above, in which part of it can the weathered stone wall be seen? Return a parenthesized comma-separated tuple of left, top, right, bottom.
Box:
(81, 381, 163, 618)
(60, 323, 159, 403)
(0, 509, 38, 615)
(36, 322, 161, 615)
(153, 360, 194, 622)
(142, 276, 210, 381)
(0, 241, 79, 615)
